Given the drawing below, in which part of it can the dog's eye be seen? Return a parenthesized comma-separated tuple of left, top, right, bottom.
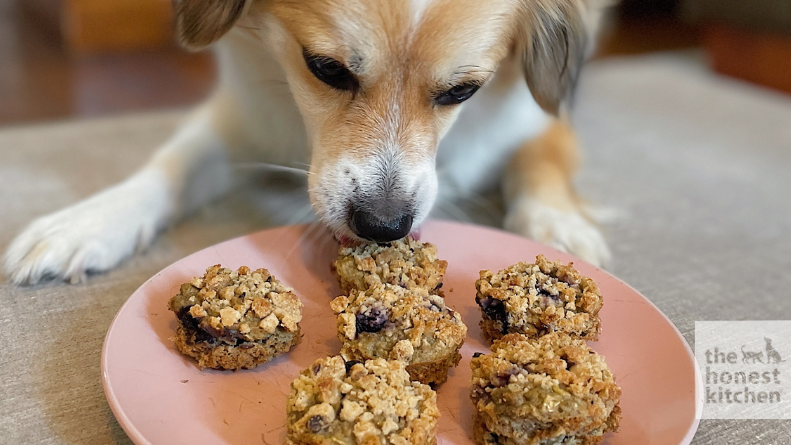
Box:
(435, 83, 481, 106)
(303, 50, 359, 92)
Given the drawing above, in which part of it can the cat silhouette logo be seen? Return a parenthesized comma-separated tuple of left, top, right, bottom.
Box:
(742, 338, 786, 364)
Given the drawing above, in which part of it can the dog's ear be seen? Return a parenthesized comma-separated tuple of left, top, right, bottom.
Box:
(173, 0, 250, 50)
(519, 1, 588, 116)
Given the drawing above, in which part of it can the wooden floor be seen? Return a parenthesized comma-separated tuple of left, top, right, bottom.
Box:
(0, 4, 698, 126)
(0, 0, 216, 125)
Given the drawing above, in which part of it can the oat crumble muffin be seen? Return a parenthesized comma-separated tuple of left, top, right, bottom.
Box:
(475, 255, 602, 342)
(167, 265, 303, 370)
(286, 356, 440, 445)
(331, 283, 466, 385)
(332, 237, 448, 294)
(470, 333, 621, 445)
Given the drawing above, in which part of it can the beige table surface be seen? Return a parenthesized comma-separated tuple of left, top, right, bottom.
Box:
(2, 52, 791, 444)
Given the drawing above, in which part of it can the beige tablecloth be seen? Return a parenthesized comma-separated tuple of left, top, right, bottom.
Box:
(2, 52, 791, 444)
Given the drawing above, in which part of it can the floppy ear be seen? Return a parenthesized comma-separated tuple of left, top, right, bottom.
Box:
(520, 1, 588, 116)
(173, 0, 250, 50)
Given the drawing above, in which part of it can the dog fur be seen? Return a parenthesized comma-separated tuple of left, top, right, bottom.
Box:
(3, 0, 613, 285)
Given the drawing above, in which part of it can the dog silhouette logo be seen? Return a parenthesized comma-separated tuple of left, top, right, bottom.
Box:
(765, 337, 785, 364)
(741, 338, 786, 364)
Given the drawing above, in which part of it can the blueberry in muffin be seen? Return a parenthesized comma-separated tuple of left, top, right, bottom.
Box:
(475, 255, 602, 342)
(167, 265, 302, 370)
(331, 283, 466, 385)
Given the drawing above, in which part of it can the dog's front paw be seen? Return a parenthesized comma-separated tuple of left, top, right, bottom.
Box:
(504, 198, 611, 268)
(3, 175, 170, 285)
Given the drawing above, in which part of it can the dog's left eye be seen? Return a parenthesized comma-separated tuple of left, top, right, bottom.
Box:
(435, 83, 481, 106)
(303, 50, 359, 92)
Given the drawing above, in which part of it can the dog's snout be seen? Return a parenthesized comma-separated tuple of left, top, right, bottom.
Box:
(349, 208, 413, 243)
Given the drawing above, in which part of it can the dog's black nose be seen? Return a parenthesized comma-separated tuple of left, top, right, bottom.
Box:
(350, 209, 412, 242)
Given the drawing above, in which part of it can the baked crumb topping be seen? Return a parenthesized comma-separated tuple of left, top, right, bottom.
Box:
(470, 333, 621, 443)
(331, 284, 466, 365)
(168, 265, 303, 344)
(332, 237, 447, 293)
(475, 255, 602, 340)
(287, 356, 440, 445)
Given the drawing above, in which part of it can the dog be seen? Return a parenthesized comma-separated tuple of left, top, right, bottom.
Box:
(3, 0, 613, 285)
(765, 337, 784, 364)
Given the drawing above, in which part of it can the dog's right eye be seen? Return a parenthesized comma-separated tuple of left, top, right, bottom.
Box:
(434, 82, 481, 106)
(303, 50, 359, 92)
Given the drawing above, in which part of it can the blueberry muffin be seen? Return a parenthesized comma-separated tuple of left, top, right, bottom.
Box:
(470, 333, 621, 445)
(167, 265, 302, 370)
(331, 284, 466, 385)
(332, 237, 447, 294)
(286, 356, 440, 445)
(475, 255, 602, 342)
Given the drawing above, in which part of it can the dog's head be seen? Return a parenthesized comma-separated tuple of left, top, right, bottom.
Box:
(174, 0, 590, 242)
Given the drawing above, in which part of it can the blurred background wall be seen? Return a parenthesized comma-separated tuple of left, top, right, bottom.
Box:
(0, 0, 788, 126)
(681, 0, 791, 95)
(0, 0, 215, 123)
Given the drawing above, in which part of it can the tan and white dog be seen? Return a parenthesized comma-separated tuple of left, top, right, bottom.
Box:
(4, 0, 612, 285)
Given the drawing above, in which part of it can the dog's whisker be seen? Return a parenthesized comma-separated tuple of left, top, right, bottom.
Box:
(436, 181, 503, 225)
(316, 226, 337, 260)
(283, 219, 323, 261)
(313, 219, 335, 251)
(454, 192, 503, 225)
(304, 219, 325, 245)
(434, 200, 473, 224)
(278, 202, 310, 227)
(433, 201, 458, 221)
(281, 185, 310, 200)
(234, 162, 309, 175)
(448, 202, 476, 224)
(305, 219, 335, 255)
(256, 79, 289, 87)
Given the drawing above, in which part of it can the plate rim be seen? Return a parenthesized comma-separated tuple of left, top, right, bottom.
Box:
(102, 284, 155, 445)
(101, 220, 703, 444)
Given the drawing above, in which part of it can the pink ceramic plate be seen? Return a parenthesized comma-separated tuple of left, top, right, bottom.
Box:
(102, 220, 701, 445)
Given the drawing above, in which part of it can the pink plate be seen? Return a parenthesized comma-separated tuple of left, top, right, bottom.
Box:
(102, 220, 702, 445)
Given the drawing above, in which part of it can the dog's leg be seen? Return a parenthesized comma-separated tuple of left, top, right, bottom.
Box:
(503, 119, 611, 267)
(3, 100, 238, 285)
